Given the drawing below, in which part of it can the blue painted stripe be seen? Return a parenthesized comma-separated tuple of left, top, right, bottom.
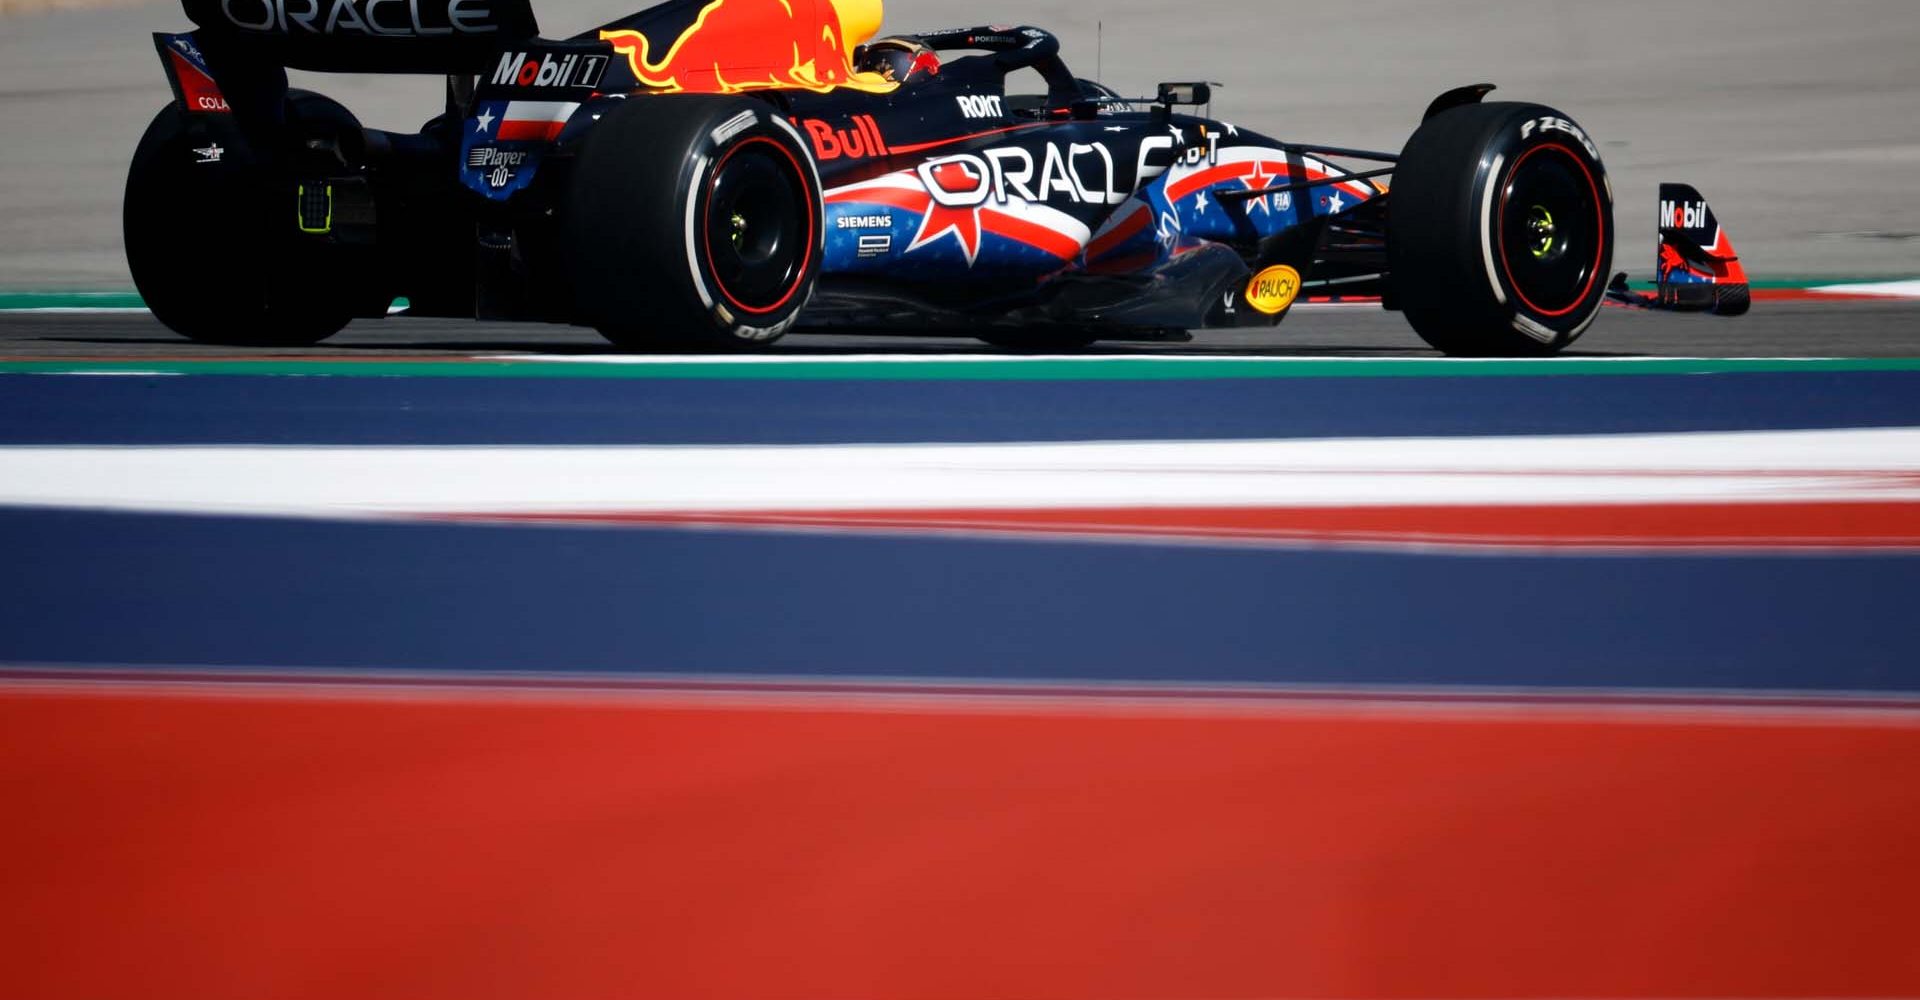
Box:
(8, 371, 1920, 445)
(4, 509, 1917, 694)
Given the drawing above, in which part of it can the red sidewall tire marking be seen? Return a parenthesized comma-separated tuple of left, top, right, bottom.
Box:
(1496, 143, 1606, 320)
(700, 136, 817, 317)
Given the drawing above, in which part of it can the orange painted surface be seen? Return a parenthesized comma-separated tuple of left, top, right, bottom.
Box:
(4, 689, 1919, 1000)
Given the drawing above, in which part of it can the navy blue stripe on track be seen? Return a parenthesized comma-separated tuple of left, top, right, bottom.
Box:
(8, 371, 1920, 444)
(4, 508, 1917, 693)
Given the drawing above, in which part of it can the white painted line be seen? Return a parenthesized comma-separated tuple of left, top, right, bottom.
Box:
(50, 371, 182, 377)
(1812, 279, 1920, 298)
(2, 428, 1919, 520)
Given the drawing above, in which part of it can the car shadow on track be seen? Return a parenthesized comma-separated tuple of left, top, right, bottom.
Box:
(5, 315, 1641, 359)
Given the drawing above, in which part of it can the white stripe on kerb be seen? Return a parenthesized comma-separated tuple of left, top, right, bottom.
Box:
(3, 428, 1919, 520)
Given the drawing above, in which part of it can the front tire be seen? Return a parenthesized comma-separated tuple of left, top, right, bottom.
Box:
(565, 96, 824, 351)
(123, 101, 355, 347)
(1388, 102, 1614, 357)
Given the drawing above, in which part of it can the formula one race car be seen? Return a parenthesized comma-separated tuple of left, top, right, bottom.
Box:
(127, 0, 1747, 355)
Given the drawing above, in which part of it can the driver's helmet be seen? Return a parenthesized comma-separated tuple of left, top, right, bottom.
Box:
(854, 37, 941, 84)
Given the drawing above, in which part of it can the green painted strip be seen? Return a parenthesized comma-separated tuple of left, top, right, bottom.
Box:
(0, 293, 413, 311)
(7, 357, 1920, 380)
(0, 292, 147, 310)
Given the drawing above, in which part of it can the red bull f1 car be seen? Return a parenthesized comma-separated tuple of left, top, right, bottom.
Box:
(127, 0, 1749, 355)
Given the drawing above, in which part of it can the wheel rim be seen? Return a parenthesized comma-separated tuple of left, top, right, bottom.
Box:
(702, 138, 812, 315)
(1525, 205, 1557, 260)
(1497, 145, 1603, 317)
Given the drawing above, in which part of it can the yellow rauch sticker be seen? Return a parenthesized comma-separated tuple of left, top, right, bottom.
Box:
(1246, 265, 1301, 315)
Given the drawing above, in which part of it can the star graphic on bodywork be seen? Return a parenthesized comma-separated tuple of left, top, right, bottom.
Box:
(908, 160, 987, 264)
(908, 203, 983, 264)
(474, 108, 496, 133)
(1242, 160, 1278, 214)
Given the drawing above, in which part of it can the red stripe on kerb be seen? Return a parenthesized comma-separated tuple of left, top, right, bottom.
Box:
(429, 501, 1920, 549)
(7, 692, 1919, 1000)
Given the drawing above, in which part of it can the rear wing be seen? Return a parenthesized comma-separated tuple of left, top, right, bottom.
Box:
(179, 0, 538, 73)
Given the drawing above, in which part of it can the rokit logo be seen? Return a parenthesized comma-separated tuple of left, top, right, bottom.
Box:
(491, 50, 607, 89)
(1661, 200, 1710, 230)
(803, 115, 889, 161)
(217, 0, 501, 36)
(955, 94, 1004, 119)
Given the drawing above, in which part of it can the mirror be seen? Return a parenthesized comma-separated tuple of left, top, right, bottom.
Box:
(1156, 82, 1213, 106)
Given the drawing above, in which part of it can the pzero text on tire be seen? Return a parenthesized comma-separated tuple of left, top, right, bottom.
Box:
(565, 95, 824, 351)
(1388, 102, 1614, 357)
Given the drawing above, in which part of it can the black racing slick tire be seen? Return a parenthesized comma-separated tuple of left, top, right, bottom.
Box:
(123, 101, 354, 347)
(566, 96, 824, 351)
(1388, 102, 1614, 357)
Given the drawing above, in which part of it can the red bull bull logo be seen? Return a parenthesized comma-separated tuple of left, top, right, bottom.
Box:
(601, 0, 894, 95)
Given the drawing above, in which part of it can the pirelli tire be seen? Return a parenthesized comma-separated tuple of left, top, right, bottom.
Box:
(566, 96, 824, 351)
(123, 98, 356, 347)
(1388, 102, 1614, 357)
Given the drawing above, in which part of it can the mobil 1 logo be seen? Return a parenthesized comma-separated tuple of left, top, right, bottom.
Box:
(490, 49, 607, 90)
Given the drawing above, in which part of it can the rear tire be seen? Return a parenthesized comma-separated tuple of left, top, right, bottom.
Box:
(565, 96, 823, 351)
(123, 101, 355, 347)
(1388, 102, 1614, 357)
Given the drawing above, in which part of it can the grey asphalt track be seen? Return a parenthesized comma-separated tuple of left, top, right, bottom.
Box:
(6, 298, 1918, 357)
(2, 0, 1918, 291)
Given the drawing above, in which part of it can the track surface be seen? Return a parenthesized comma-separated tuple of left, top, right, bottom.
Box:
(6, 297, 1920, 358)
(4, 0, 1919, 286)
(8, 319, 1920, 1000)
(6, 3, 1918, 991)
